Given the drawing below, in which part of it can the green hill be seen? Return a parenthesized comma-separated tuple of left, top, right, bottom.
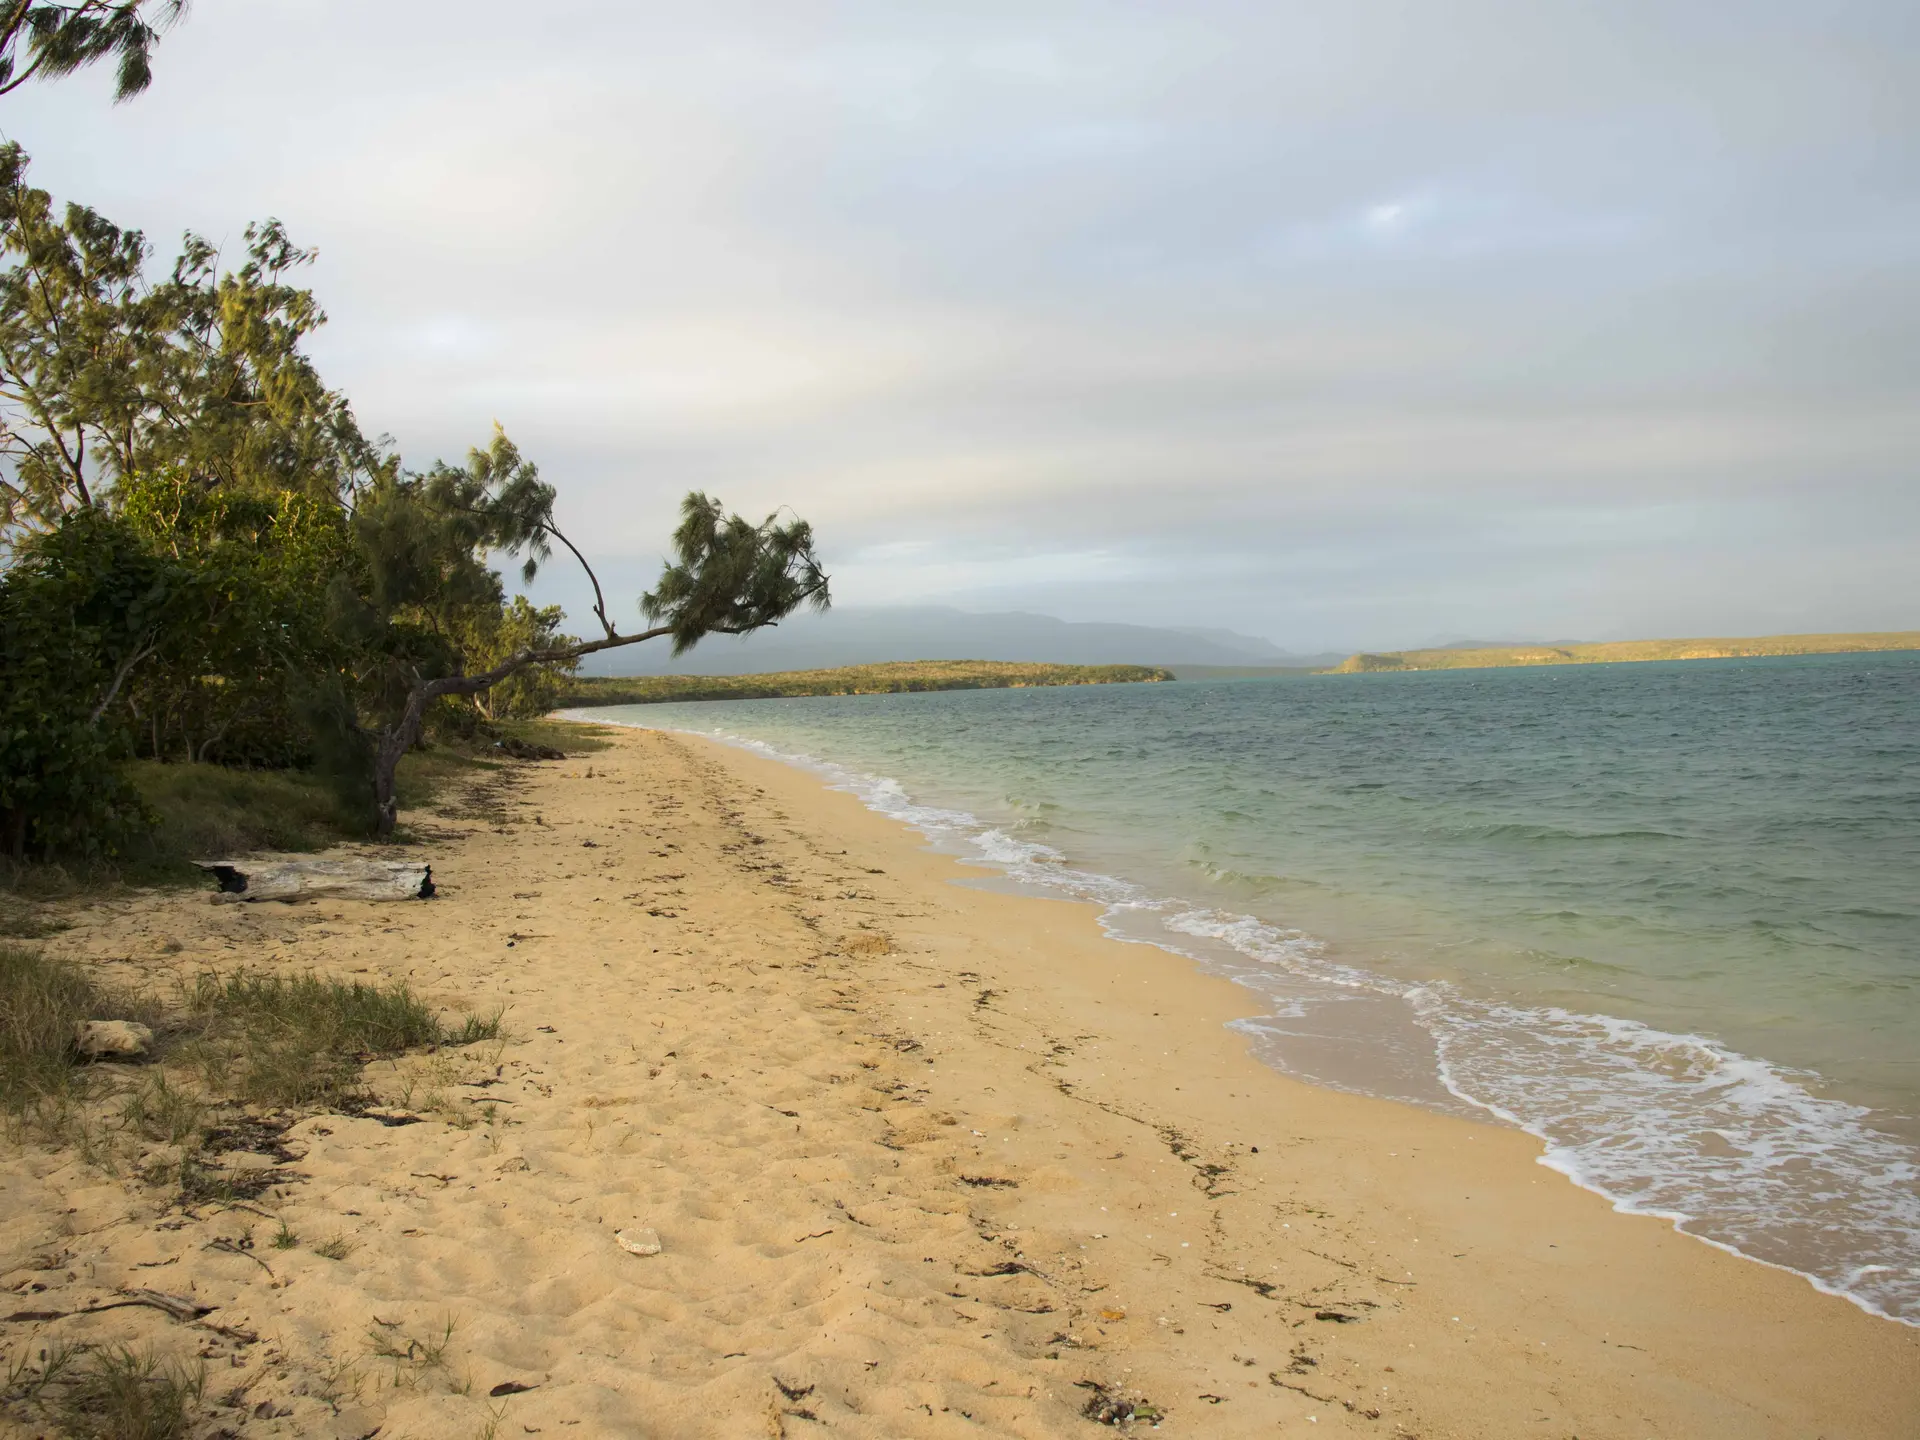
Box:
(1333, 631, 1920, 674)
(555, 660, 1173, 707)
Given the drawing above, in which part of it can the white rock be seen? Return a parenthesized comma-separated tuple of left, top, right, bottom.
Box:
(74, 1020, 153, 1060)
(615, 1227, 662, 1256)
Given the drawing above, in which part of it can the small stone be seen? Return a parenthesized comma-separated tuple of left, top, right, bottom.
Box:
(615, 1227, 662, 1256)
(74, 1020, 153, 1060)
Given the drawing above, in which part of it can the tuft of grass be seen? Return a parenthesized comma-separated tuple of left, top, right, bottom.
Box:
(35, 1345, 205, 1440)
(117, 1072, 205, 1147)
(368, 1314, 455, 1369)
(0, 946, 103, 1134)
(313, 1233, 355, 1261)
(183, 971, 490, 1109)
(2, 1338, 84, 1409)
(368, 1314, 457, 1394)
(270, 1218, 299, 1250)
(442, 1008, 505, 1046)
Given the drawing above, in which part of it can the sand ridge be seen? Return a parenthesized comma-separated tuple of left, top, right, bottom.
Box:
(2, 726, 1915, 1437)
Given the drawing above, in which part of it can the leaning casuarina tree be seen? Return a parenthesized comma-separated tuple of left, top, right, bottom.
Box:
(0, 1, 191, 103)
(365, 473, 829, 837)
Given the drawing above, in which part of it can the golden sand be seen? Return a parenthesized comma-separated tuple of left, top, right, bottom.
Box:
(5, 726, 1915, 1437)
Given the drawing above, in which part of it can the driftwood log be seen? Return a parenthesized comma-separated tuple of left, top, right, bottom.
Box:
(197, 857, 434, 902)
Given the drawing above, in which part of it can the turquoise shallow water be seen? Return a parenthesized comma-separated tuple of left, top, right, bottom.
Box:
(575, 650, 1920, 1323)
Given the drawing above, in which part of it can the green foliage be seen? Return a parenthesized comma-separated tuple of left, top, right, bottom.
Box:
(117, 471, 360, 767)
(463, 597, 578, 719)
(643, 493, 830, 655)
(0, 2, 190, 103)
(560, 661, 1174, 707)
(0, 510, 170, 857)
(0, 145, 379, 542)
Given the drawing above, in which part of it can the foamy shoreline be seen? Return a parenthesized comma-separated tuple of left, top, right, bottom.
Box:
(6, 725, 1914, 1437)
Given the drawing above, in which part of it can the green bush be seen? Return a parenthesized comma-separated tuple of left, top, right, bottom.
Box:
(0, 513, 168, 860)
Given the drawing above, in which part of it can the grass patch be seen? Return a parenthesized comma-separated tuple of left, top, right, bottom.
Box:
(116, 1072, 205, 1146)
(184, 970, 500, 1109)
(497, 716, 614, 754)
(0, 946, 108, 1135)
(127, 760, 359, 861)
(40, 1345, 204, 1440)
(7, 947, 500, 1169)
(393, 745, 498, 813)
(0, 904, 71, 940)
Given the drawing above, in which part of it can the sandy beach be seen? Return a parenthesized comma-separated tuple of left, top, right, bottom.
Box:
(5, 723, 1915, 1438)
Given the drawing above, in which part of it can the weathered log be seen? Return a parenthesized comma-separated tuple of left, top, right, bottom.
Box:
(197, 857, 434, 902)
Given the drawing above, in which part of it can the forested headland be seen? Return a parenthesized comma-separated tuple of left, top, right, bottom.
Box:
(560, 662, 1171, 707)
(1332, 631, 1920, 674)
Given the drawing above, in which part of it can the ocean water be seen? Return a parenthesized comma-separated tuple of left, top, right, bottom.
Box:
(573, 651, 1920, 1324)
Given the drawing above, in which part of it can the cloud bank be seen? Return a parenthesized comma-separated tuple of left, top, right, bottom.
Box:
(8, 0, 1916, 648)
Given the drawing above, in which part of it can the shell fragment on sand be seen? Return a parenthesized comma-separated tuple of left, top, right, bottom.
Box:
(197, 858, 434, 902)
(615, 1227, 662, 1256)
(74, 1019, 154, 1060)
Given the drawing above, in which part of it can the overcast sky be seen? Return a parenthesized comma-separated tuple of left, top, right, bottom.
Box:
(7, 0, 1916, 650)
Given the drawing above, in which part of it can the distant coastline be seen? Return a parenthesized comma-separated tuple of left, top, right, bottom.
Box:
(557, 659, 1172, 706)
(1331, 630, 1920, 673)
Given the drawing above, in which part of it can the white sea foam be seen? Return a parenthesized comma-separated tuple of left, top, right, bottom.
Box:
(569, 711, 1920, 1326)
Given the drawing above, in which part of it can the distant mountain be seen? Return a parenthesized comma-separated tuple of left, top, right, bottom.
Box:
(580, 605, 1343, 676)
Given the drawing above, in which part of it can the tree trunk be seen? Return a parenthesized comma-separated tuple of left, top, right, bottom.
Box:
(366, 621, 684, 839)
(372, 684, 434, 839)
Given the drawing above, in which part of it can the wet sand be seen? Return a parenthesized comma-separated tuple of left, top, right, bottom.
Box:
(4, 725, 1915, 1436)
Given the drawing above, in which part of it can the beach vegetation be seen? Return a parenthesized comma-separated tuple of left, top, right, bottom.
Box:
(0, 145, 829, 866)
(0, 940, 500, 1192)
(183, 969, 499, 1108)
(115, 1069, 202, 1144)
(0, 942, 110, 1130)
(558, 660, 1174, 707)
(1, 1341, 205, 1440)
(367, 1313, 458, 1387)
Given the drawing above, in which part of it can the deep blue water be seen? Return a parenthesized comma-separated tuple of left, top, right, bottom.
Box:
(577, 651, 1920, 1323)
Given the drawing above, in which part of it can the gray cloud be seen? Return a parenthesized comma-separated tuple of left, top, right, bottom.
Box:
(6, 0, 1916, 649)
